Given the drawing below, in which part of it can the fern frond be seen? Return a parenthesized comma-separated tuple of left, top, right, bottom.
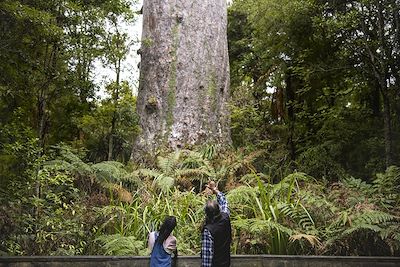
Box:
(59, 148, 92, 176)
(121, 171, 141, 183)
(342, 176, 373, 195)
(92, 161, 127, 183)
(153, 174, 174, 192)
(373, 166, 400, 192)
(137, 168, 161, 178)
(352, 210, 397, 225)
(228, 186, 259, 216)
(247, 218, 293, 236)
(45, 148, 92, 177)
(157, 151, 181, 173)
(95, 234, 144, 255)
(289, 233, 321, 248)
(175, 167, 212, 179)
(231, 217, 251, 230)
(44, 159, 74, 171)
(342, 223, 382, 235)
(277, 203, 315, 231)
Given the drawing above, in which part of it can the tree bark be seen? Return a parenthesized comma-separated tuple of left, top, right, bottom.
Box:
(108, 57, 121, 161)
(381, 88, 394, 167)
(133, 0, 230, 157)
(285, 70, 296, 162)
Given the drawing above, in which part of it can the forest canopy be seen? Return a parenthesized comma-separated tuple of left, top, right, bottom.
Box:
(0, 0, 399, 257)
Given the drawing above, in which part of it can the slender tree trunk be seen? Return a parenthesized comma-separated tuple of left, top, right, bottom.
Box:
(35, 40, 57, 231)
(108, 58, 121, 161)
(381, 88, 393, 167)
(370, 81, 381, 117)
(133, 0, 230, 158)
(37, 95, 47, 152)
(35, 93, 46, 229)
(285, 67, 296, 162)
(108, 108, 117, 161)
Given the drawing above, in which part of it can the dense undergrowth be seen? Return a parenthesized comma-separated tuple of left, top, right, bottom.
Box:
(1, 145, 399, 256)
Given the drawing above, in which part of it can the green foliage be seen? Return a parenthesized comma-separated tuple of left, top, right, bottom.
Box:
(91, 186, 206, 256)
(78, 86, 139, 162)
(315, 167, 400, 255)
(95, 234, 144, 255)
(135, 149, 215, 192)
(1, 0, 400, 258)
(228, 0, 399, 182)
(228, 172, 318, 254)
(1, 146, 400, 256)
(1, 170, 88, 255)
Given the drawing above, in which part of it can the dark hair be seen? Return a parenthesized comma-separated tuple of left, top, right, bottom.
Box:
(204, 200, 221, 224)
(157, 216, 177, 244)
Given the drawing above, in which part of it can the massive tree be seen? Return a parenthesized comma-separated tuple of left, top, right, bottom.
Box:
(134, 0, 231, 156)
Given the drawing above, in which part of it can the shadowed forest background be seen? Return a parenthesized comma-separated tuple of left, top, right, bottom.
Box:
(1, 0, 399, 257)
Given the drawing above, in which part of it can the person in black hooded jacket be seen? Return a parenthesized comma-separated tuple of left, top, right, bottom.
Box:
(201, 181, 232, 267)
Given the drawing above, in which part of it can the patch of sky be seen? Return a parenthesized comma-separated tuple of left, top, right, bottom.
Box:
(94, 0, 143, 99)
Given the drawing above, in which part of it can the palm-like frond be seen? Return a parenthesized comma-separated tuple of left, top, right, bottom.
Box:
(137, 168, 161, 178)
(157, 150, 182, 173)
(225, 149, 265, 177)
(240, 172, 269, 185)
(342, 176, 373, 195)
(373, 166, 400, 208)
(289, 233, 321, 248)
(249, 218, 293, 236)
(95, 234, 145, 255)
(92, 161, 127, 183)
(153, 173, 174, 192)
(44, 149, 92, 177)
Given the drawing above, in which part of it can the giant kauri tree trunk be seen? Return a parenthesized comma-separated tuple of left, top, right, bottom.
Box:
(133, 0, 230, 157)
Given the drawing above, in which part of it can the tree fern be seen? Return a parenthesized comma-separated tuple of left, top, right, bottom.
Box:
(45, 147, 138, 192)
(278, 203, 315, 231)
(153, 173, 174, 192)
(326, 208, 399, 255)
(373, 166, 400, 193)
(342, 176, 373, 195)
(95, 234, 145, 255)
(44, 147, 92, 177)
(351, 210, 397, 226)
(157, 151, 182, 173)
(92, 161, 127, 183)
(227, 186, 259, 217)
(134, 149, 225, 192)
(137, 168, 160, 179)
(373, 166, 400, 208)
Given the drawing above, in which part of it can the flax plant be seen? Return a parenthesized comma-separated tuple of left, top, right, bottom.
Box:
(228, 172, 317, 254)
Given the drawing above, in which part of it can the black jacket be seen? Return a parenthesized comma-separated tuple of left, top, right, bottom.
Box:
(204, 212, 232, 267)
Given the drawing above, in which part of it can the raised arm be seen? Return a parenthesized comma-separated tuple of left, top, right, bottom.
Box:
(207, 181, 230, 216)
(216, 191, 229, 215)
